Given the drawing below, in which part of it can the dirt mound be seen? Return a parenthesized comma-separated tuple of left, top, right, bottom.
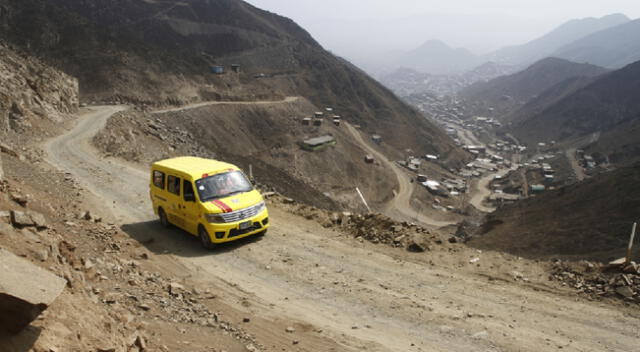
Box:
(470, 164, 640, 261)
(268, 193, 446, 253)
(549, 260, 640, 304)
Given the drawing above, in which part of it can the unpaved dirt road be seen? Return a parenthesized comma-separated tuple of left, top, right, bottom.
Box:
(44, 105, 640, 352)
(345, 123, 455, 227)
(151, 96, 300, 114)
(566, 148, 586, 182)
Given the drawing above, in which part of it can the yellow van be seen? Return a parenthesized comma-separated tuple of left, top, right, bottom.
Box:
(149, 156, 269, 248)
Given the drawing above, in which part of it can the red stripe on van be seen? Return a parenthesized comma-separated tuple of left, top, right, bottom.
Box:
(211, 199, 233, 213)
(202, 173, 209, 178)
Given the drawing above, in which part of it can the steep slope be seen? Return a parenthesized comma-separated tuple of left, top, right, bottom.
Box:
(504, 75, 598, 124)
(397, 40, 480, 74)
(486, 14, 629, 66)
(509, 60, 640, 163)
(553, 19, 640, 69)
(0, 0, 465, 165)
(470, 164, 640, 261)
(462, 57, 607, 117)
(0, 40, 78, 144)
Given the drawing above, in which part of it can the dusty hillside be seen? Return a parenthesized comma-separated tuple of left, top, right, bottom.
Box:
(0, 41, 78, 145)
(508, 59, 640, 165)
(0, 0, 466, 166)
(93, 99, 398, 210)
(470, 164, 640, 261)
(461, 57, 607, 118)
(503, 75, 597, 126)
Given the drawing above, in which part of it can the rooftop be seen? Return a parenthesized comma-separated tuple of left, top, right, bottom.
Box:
(153, 157, 238, 179)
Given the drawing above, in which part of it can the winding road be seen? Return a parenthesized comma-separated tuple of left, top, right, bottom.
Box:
(41, 103, 640, 352)
(345, 123, 455, 227)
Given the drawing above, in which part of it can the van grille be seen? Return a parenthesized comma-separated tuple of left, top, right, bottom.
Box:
(220, 202, 265, 223)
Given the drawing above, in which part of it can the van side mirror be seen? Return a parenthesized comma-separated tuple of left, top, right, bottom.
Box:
(184, 193, 195, 202)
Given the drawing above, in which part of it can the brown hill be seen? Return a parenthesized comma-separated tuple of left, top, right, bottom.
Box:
(461, 57, 607, 117)
(0, 0, 466, 166)
(508, 59, 640, 165)
(93, 99, 399, 210)
(470, 164, 640, 261)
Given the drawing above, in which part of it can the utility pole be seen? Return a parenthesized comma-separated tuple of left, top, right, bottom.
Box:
(355, 187, 372, 213)
(626, 222, 637, 265)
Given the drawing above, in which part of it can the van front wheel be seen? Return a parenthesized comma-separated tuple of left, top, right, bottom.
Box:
(199, 226, 216, 249)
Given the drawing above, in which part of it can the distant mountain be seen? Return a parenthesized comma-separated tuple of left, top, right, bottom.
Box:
(397, 40, 480, 74)
(553, 19, 640, 69)
(508, 59, 640, 165)
(486, 14, 630, 66)
(461, 57, 607, 117)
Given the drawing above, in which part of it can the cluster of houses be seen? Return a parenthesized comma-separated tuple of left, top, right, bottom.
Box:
(395, 154, 468, 198)
(299, 107, 341, 151)
(576, 149, 597, 171)
(301, 107, 342, 127)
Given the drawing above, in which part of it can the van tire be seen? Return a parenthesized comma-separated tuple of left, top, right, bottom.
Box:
(158, 208, 170, 228)
(199, 225, 216, 249)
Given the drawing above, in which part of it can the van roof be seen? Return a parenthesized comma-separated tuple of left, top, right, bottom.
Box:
(152, 157, 239, 179)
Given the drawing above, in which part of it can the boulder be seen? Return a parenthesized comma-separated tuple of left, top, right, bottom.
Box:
(29, 211, 48, 230)
(9, 192, 28, 207)
(0, 210, 11, 224)
(0, 248, 66, 333)
(10, 210, 35, 227)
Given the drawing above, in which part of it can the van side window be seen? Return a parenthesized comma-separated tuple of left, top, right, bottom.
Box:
(153, 170, 165, 189)
(167, 175, 181, 195)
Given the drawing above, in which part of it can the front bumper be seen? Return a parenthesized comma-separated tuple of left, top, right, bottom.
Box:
(204, 208, 269, 243)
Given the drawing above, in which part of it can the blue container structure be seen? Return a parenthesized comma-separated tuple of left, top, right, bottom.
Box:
(210, 65, 225, 74)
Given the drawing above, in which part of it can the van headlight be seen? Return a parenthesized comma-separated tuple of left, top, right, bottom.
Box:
(205, 213, 226, 223)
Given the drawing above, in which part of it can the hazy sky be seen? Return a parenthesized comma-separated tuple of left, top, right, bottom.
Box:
(245, 0, 640, 58)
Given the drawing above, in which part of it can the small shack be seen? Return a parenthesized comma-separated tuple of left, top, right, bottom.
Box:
(301, 117, 312, 126)
(210, 65, 225, 74)
(489, 193, 520, 204)
(530, 184, 546, 193)
(301, 135, 336, 151)
(313, 119, 322, 126)
(231, 64, 241, 73)
(364, 155, 375, 164)
(314, 112, 324, 119)
(332, 115, 341, 126)
(372, 134, 382, 145)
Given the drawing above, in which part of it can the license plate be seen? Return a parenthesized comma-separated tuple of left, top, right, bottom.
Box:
(239, 221, 252, 230)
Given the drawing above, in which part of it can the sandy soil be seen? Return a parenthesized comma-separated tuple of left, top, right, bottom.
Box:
(41, 105, 640, 351)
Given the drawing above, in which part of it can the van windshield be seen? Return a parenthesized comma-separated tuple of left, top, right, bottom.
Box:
(195, 171, 253, 201)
